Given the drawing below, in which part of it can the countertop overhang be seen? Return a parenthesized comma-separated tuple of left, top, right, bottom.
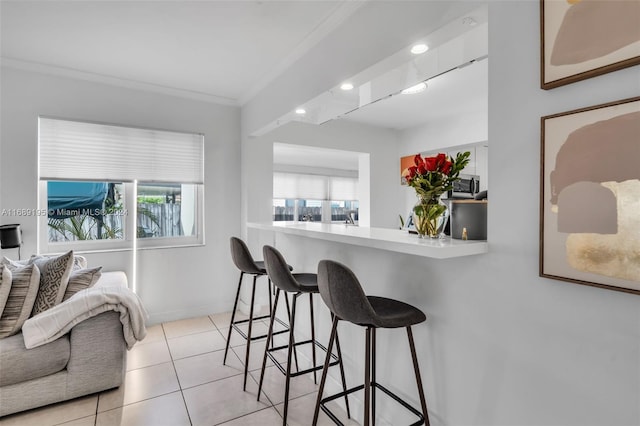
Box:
(247, 222, 488, 259)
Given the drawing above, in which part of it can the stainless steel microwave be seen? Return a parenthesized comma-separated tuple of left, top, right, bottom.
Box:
(448, 174, 480, 199)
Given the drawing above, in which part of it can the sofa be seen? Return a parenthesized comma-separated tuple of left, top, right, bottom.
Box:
(0, 272, 130, 417)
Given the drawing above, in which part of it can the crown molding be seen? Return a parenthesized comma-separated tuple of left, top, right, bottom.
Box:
(1, 57, 239, 106)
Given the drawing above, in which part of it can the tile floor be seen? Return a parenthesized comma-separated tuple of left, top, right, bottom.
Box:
(0, 312, 356, 426)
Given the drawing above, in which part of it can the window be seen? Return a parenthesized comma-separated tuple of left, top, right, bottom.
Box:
(38, 117, 204, 251)
(47, 181, 125, 242)
(137, 183, 197, 239)
(272, 172, 359, 223)
(331, 200, 359, 222)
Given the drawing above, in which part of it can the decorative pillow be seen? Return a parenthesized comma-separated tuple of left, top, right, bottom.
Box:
(63, 266, 102, 301)
(0, 266, 12, 313)
(29, 254, 87, 271)
(29, 250, 74, 316)
(0, 264, 40, 338)
(72, 255, 88, 270)
(1, 256, 28, 268)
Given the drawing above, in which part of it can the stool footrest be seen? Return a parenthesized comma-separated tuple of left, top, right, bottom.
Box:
(320, 382, 426, 426)
(266, 339, 341, 378)
(231, 316, 289, 342)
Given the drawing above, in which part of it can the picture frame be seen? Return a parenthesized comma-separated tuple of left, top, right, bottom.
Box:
(540, 96, 640, 295)
(540, 0, 640, 90)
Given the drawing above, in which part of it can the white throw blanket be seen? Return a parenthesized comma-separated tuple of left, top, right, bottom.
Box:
(22, 285, 148, 350)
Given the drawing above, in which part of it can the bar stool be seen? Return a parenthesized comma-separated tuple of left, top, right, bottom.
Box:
(313, 260, 430, 426)
(225, 237, 291, 390)
(258, 245, 351, 426)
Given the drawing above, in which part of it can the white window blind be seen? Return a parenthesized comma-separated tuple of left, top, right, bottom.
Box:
(273, 172, 358, 200)
(328, 176, 358, 200)
(39, 118, 204, 184)
(273, 172, 327, 200)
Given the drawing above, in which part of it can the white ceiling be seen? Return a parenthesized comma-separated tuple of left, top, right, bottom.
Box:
(341, 57, 488, 130)
(0, 0, 360, 104)
(0, 1, 488, 131)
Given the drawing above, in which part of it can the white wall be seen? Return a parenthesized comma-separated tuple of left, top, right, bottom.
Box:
(0, 67, 242, 324)
(244, 1, 640, 425)
(243, 119, 401, 230)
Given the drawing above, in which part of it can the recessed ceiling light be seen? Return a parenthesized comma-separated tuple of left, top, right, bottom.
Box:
(401, 82, 427, 95)
(340, 83, 354, 91)
(410, 43, 429, 55)
(295, 108, 306, 115)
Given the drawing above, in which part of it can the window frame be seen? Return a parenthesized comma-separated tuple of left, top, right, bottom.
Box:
(38, 181, 204, 254)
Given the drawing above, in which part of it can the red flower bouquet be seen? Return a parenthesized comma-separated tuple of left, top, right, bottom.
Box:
(403, 152, 470, 237)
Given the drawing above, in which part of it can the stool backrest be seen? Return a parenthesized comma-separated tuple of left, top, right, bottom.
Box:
(263, 245, 300, 293)
(230, 237, 263, 274)
(317, 260, 378, 326)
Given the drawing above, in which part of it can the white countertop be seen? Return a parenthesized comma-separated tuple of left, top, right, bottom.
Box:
(247, 222, 488, 259)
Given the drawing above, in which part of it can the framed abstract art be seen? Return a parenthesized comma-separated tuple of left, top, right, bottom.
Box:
(540, 96, 640, 294)
(540, 0, 640, 89)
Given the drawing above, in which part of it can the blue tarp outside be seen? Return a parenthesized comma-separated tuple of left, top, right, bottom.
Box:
(47, 182, 109, 219)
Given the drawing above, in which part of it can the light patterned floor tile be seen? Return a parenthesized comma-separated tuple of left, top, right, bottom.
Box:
(162, 316, 216, 339)
(209, 311, 247, 330)
(173, 348, 244, 389)
(96, 392, 190, 426)
(167, 329, 227, 360)
(217, 407, 283, 425)
(57, 415, 96, 426)
(230, 338, 291, 373)
(274, 392, 359, 426)
(127, 338, 172, 371)
(249, 365, 319, 406)
(138, 323, 165, 344)
(0, 395, 97, 426)
(182, 374, 269, 426)
(3, 311, 356, 426)
(97, 362, 179, 412)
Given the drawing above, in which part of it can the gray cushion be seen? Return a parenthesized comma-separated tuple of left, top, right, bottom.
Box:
(63, 266, 103, 301)
(317, 260, 426, 329)
(367, 296, 426, 328)
(0, 263, 40, 338)
(230, 237, 265, 275)
(0, 332, 70, 387)
(29, 251, 74, 316)
(293, 273, 319, 293)
(0, 266, 12, 313)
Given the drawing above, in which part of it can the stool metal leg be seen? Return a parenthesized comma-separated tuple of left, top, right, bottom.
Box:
(223, 271, 244, 365)
(243, 274, 258, 391)
(371, 327, 376, 426)
(257, 288, 281, 402)
(407, 326, 429, 426)
(282, 293, 299, 425)
(309, 292, 318, 384)
(364, 326, 371, 426)
(283, 293, 300, 372)
(268, 279, 274, 350)
(312, 315, 339, 426)
(333, 317, 351, 419)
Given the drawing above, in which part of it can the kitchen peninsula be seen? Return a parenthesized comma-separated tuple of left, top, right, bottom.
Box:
(247, 221, 488, 259)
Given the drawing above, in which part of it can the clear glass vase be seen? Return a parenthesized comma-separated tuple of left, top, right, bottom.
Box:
(413, 196, 448, 239)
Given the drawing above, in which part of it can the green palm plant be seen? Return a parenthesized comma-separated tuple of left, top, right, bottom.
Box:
(48, 216, 95, 241)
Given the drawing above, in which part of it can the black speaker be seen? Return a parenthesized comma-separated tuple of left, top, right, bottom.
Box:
(0, 224, 22, 249)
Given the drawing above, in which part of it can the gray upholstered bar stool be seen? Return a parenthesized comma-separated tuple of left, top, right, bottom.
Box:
(258, 245, 350, 426)
(225, 237, 291, 391)
(313, 260, 430, 426)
